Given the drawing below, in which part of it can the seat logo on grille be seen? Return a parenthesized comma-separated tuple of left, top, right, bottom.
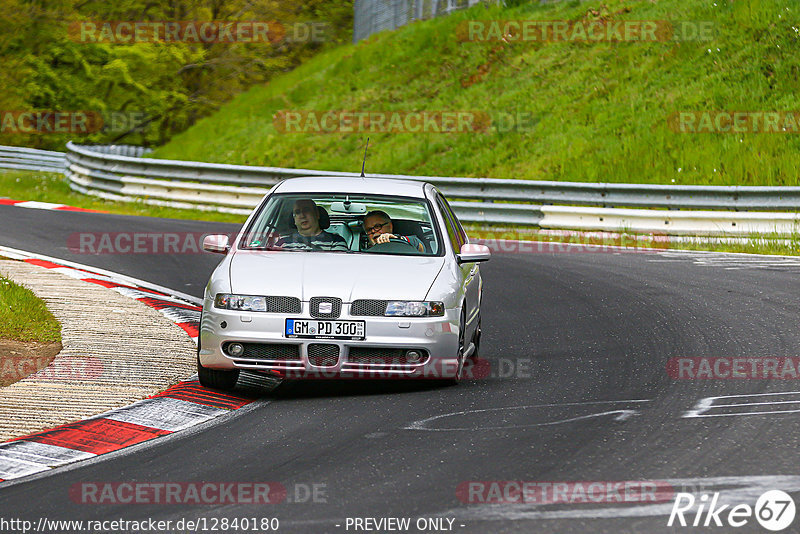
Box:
(318, 302, 333, 314)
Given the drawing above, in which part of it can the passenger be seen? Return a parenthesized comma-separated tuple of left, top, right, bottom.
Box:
(363, 210, 424, 252)
(276, 199, 348, 251)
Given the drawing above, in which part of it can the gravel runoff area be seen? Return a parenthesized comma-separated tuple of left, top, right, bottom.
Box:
(0, 260, 196, 441)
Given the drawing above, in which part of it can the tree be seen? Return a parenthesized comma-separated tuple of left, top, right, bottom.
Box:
(0, 0, 354, 149)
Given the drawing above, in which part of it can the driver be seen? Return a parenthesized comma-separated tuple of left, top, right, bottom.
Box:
(363, 210, 424, 252)
(276, 199, 348, 251)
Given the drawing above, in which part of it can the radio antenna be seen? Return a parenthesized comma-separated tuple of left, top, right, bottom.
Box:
(360, 137, 369, 178)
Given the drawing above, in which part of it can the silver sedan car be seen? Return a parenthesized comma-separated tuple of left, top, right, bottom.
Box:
(198, 176, 490, 389)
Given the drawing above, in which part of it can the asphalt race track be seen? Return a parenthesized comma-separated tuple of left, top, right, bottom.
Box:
(3, 205, 800, 534)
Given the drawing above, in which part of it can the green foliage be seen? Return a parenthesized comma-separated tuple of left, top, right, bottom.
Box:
(0, 0, 354, 150)
(0, 275, 61, 343)
(155, 0, 800, 186)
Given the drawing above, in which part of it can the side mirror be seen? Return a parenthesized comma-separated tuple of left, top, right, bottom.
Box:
(457, 243, 491, 264)
(203, 234, 230, 254)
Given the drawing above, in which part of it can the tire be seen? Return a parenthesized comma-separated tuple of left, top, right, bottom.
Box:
(197, 354, 240, 391)
(470, 315, 481, 360)
(441, 308, 466, 386)
(196, 325, 239, 391)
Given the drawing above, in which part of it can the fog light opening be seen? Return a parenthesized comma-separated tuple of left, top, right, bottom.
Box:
(406, 350, 422, 364)
(228, 343, 244, 357)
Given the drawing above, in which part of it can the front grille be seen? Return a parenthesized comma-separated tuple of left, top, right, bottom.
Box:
(348, 347, 429, 365)
(350, 299, 387, 316)
(310, 297, 341, 319)
(307, 343, 340, 367)
(224, 342, 300, 361)
(263, 296, 301, 313)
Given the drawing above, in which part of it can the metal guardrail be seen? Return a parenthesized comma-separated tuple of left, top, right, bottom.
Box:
(74, 145, 153, 157)
(65, 142, 547, 222)
(539, 206, 800, 236)
(2, 143, 800, 235)
(0, 146, 66, 173)
(63, 142, 800, 212)
(0, 144, 150, 174)
(353, 0, 491, 42)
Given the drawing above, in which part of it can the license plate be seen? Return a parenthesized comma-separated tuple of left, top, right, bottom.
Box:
(285, 319, 365, 340)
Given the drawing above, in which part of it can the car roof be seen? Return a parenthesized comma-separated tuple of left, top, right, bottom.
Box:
(273, 176, 430, 198)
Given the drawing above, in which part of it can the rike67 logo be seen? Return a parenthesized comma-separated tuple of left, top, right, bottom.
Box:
(668, 490, 796, 531)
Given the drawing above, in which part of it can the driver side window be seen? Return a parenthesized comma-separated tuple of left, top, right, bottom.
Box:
(439, 194, 467, 249)
(436, 196, 461, 254)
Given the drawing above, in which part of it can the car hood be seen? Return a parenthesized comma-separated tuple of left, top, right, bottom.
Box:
(229, 251, 445, 301)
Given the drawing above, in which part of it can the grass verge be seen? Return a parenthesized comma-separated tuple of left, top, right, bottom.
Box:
(0, 275, 61, 343)
(0, 170, 247, 224)
(154, 0, 800, 186)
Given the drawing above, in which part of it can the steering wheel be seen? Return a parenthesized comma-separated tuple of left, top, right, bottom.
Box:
(369, 237, 422, 254)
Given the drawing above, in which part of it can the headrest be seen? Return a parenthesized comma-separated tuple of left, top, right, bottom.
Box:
(391, 218, 423, 239)
(317, 206, 330, 229)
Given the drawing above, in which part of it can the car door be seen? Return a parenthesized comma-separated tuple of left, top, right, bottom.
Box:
(435, 192, 479, 341)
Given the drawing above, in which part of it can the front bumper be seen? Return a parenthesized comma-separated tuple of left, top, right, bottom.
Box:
(198, 302, 462, 379)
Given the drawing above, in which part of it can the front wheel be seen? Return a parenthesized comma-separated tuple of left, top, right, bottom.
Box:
(441, 309, 466, 386)
(470, 315, 481, 360)
(197, 355, 239, 391)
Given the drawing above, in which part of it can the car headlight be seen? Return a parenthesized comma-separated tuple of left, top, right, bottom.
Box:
(214, 294, 267, 312)
(384, 301, 444, 317)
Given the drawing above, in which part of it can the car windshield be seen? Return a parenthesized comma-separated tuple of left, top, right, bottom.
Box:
(239, 193, 441, 256)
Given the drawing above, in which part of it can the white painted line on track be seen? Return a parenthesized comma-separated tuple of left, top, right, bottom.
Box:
(0, 457, 51, 479)
(13, 201, 69, 210)
(405, 400, 652, 431)
(0, 441, 95, 479)
(684, 391, 800, 418)
(0, 441, 95, 464)
(434, 475, 800, 521)
(0, 244, 202, 304)
(0, 397, 272, 490)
